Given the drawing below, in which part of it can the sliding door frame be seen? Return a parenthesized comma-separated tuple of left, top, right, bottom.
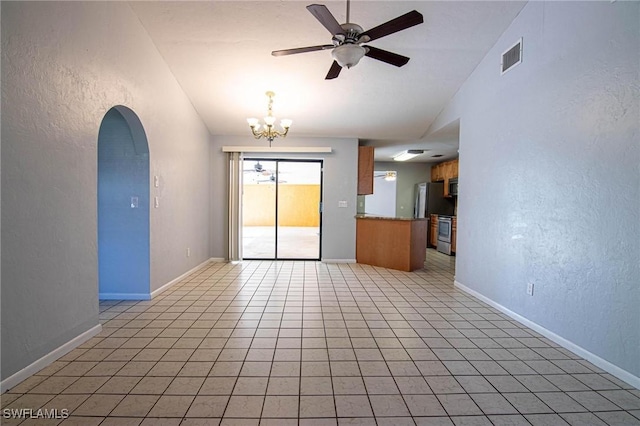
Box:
(242, 158, 323, 261)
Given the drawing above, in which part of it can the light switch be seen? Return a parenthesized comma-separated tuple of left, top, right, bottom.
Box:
(338, 200, 348, 208)
(130, 196, 139, 208)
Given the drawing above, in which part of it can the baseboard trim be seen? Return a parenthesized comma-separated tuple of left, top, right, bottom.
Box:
(1, 324, 102, 393)
(454, 280, 640, 389)
(150, 258, 214, 298)
(321, 259, 356, 263)
(99, 292, 151, 300)
(210, 257, 226, 262)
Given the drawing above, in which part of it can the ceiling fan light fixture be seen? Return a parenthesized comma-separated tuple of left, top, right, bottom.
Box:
(332, 44, 366, 68)
(393, 149, 424, 161)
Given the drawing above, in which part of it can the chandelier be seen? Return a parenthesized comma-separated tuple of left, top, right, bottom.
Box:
(247, 91, 292, 147)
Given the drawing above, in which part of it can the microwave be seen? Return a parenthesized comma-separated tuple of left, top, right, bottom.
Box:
(449, 178, 458, 196)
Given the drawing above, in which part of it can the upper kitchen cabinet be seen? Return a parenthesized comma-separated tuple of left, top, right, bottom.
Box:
(431, 158, 458, 182)
(431, 163, 445, 182)
(446, 159, 459, 179)
(357, 146, 375, 195)
(431, 158, 459, 197)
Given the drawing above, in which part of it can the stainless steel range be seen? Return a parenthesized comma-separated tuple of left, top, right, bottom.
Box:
(437, 216, 452, 255)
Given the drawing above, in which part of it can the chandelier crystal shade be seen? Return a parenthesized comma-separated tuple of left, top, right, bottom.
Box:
(247, 91, 292, 147)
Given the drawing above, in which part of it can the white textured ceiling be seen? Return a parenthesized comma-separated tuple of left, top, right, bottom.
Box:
(129, 1, 525, 161)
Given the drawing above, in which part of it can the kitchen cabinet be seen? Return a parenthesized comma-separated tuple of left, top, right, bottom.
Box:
(357, 146, 374, 195)
(431, 163, 445, 182)
(429, 214, 438, 248)
(443, 177, 451, 197)
(356, 216, 428, 272)
(450, 159, 459, 178)
(431, 158, 458, 183)
(451, 217, 457, 253)
(432, 158, 459, 197)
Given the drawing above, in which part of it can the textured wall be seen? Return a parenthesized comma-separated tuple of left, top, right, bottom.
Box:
(98, 108, 150, 298)
(1, 2, 210, 380)
(429, 2, 640, 378)
(210, 136, 358, 261)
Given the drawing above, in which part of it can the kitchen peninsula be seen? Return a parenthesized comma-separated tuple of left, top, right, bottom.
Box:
(355, 215, 428, 272)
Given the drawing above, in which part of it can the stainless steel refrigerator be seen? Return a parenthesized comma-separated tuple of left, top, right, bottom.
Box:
(414, 182, 455, 218)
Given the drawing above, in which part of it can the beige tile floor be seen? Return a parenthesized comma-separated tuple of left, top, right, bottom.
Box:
(2, 250, 640, 425)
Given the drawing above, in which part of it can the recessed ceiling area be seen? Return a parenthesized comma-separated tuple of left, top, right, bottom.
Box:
(129, 1, 526, 161)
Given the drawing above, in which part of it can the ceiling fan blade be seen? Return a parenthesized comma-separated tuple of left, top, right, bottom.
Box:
(364, 46, 410, 67)
(307, 4, 345, 36)
(325, 61, 342, 80)
(272, 44, 335, 56)
(360, 10, 423, 42)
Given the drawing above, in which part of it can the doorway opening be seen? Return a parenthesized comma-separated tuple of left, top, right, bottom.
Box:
(242, 159, 323, 260)
(97, 106, 150, 299)
(364, 170, 398, 217)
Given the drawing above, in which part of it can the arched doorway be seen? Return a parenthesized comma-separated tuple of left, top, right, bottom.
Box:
(98, 106, 150, 299)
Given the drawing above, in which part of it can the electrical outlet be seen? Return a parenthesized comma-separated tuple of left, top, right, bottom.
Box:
(527, 282, 534, 296)
(186, 248, 191, 257)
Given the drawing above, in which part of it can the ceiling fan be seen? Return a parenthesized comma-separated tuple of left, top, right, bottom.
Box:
(272, 0, 423, 80)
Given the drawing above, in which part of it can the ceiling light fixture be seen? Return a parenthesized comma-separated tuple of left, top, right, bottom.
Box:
(247, 91, 292, 147)
(384, 171, 397, 181)
(393, 149, 424, 161)
(332, 44, 367, 69)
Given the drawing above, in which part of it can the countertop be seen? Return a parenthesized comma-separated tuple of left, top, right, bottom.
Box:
(355, 214, 428, 221)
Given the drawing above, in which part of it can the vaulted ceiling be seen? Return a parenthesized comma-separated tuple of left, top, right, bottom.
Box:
(130, 1, 525, 161)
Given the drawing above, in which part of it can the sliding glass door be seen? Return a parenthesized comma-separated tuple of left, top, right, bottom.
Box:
(242, 159, 322, 260)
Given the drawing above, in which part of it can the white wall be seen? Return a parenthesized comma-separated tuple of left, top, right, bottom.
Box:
(1, 2, 211, 381)
(209, 136, 358, 262)
(365, 172, 397, 217)
(429, 2, 639, 381)
(374, 161, 432, 218)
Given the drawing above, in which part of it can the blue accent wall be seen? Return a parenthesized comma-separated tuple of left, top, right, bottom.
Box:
(98, 107, 150, 298)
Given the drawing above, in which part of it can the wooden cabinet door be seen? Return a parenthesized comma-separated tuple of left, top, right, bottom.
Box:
(429, 215, 438, 247)
(431, 163, 444, 182)
(357, 146, 374, 195)
(432, 164, 439, 181)
(432, 159, 459, 184)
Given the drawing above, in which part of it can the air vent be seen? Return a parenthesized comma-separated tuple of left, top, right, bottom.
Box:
(501, 38, 522, 75)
